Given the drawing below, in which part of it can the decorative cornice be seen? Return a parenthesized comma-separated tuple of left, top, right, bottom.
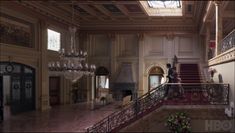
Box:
(208, 47, 235, 66)
(80, 25, 197, 32)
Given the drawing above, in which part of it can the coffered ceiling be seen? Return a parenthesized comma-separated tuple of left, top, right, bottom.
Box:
(1, 0, 234, 34)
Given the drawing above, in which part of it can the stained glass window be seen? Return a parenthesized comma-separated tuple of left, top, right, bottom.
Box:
(47, 29, 61, 51)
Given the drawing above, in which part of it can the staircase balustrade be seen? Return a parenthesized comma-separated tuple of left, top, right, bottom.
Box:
(221, 29, 235, 53)
(86, 83, 229, 133)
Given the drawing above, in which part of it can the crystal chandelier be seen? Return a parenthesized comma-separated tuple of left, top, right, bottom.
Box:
(48, 3, 96, 82)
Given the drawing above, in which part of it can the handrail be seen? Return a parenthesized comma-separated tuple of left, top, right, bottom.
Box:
(86, 83, 229, 132)
(86, 82, 167, 132)
(166, 83, 228, 85)
(116, 81, 168, 108)
(221, 29, 235, 53)
(222, 29, 235, 43)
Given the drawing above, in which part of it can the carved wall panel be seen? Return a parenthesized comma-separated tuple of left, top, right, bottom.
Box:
(178, 37, 193, 56)
(119, 34, 138, 57)
(144, 36, 164, 56)
(91, 35, 110, 57)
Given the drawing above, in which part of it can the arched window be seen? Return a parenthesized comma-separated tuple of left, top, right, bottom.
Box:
(95, 67, 109, 98)
(148, 66, 164, 91)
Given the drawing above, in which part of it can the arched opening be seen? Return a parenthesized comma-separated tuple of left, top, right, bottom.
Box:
(0, 62, 35, 121)
(148, 66, 164, 91)
(95, 66, 110, 99)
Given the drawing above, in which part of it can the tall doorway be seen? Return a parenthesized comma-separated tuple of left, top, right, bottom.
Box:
(0, 76, 3, 122)
(0, 62, 35, 120)
(148, 66, 164, 91)
(49, 76, 60, 106)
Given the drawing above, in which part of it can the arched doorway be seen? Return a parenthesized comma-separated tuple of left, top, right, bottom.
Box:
(0, 62, 35, 120)
(95, 66, 110, 99)
(148, 66, 164, 91)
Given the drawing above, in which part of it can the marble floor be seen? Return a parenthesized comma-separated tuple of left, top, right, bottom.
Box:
(0, 102, 120, 132)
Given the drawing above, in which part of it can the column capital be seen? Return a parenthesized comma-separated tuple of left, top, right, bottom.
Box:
(213, 1, 222, 6)
(107, 33, 116, 41)
(137, 33, 144, 41)
(166, 32, 175, 40)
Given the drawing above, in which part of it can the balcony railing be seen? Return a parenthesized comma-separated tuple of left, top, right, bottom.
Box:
(221, 29, 235, 53)
(86, 83, 229, 132)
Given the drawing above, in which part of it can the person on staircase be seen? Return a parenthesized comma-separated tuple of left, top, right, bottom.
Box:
(164, 63, 174, 99)
(172, 67, 185, 98)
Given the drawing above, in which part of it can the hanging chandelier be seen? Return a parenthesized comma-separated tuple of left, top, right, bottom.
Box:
(48, 2, 96, 82)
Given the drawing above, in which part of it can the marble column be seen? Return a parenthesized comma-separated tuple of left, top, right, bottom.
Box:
(109, 34, 117, 82)
(214, 1, 223, 56)
(85, 34, 92, 105)
(39, 20, 50, 110)
(205, 22, 211, 62)
(90, 75, 95, 110)
(138, 33, 144, 97)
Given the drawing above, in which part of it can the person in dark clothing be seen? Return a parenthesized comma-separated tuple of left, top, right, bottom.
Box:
(173, 55, 178, 68)
(167, 64, 174, 83)
(172, 67, 178, 83)
(171, 67, 184, 98)
(164, 63, 173, 98)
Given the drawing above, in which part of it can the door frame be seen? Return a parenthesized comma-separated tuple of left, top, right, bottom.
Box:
(49, 76, 60, 106)
(0, 76, 3, 122)
(0, 62, 35, 115)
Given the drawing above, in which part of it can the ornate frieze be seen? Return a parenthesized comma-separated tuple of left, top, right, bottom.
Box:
(209, 47, 235, 66)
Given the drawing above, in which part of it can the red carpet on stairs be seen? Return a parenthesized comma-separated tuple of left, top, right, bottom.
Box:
(164, 91, 210, 105)
(179, 64, 201, 83)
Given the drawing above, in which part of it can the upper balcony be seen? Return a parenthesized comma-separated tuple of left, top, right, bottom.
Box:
(209, 29, 235, 66)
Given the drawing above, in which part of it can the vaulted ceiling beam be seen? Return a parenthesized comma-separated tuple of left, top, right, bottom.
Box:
(22, 1, 80, 26)
(47, 1, 138, 5)
(93, 5, 116, 21)
(115, 4, 132, 20)
(77, 4, 104, 21)
(57, 5, 90, 21)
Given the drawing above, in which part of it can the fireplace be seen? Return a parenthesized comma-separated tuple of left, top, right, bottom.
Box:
(112, 63, 137, 101)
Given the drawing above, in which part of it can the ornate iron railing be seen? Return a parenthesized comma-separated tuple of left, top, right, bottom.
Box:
(166, 83, 229, 105)
(86, 83, 229, 133)
(221, 29, 235, 53)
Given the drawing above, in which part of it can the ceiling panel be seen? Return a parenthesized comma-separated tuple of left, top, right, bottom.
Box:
(103, 4, 122, 13)
(123, 4, 142, 13)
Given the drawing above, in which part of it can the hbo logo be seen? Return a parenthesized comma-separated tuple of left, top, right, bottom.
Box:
(205, 120, 234, 131)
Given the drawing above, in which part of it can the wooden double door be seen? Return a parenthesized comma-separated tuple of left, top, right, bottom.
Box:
(0, 62, 35, 120)
(49, 76, 60, 106)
